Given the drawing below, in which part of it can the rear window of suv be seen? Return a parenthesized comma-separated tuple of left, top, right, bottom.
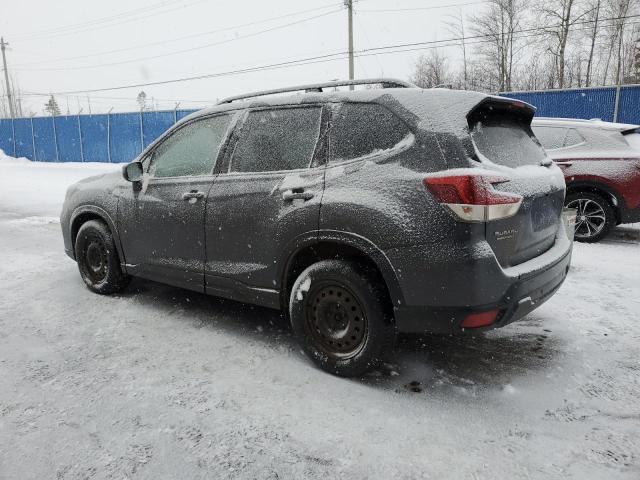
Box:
(471, 117, 546, 168)
(230, 107, 322, 173)
(329, 103, 410, 163)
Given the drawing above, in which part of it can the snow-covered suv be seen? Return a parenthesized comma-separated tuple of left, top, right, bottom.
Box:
(532, 118, 640, 242)
(61, 79, 573, 377)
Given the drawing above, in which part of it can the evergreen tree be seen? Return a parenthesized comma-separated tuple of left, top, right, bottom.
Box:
(44, 95, 61, 116)
(137, 91, 147, 111)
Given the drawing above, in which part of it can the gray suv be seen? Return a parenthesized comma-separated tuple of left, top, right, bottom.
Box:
(61, 79, 573, 377)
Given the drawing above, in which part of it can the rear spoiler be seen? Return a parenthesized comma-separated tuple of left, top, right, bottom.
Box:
(467, 96, 536, 126)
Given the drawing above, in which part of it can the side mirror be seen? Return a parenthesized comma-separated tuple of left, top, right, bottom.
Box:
(123, 161, 144, 183)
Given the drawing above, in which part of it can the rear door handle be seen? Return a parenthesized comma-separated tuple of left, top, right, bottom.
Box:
(282, 189, 314, 201)
(182, 190, 205, 201)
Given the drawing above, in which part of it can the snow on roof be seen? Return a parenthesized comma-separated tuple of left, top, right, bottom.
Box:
(179, 87, 491, 125)
(533, 117, 639, 131)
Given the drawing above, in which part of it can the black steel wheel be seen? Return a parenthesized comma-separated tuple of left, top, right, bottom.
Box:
(289, 260, 396, 377)
(82, 233, 108, 284)
(304, 282, 368, 360)
(565, 192, 615, 243)
(75, 219, 130, 294)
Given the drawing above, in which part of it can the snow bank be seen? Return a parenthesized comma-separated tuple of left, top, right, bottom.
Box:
(0, 148, 30, 164)
(0, 150, 121, 217)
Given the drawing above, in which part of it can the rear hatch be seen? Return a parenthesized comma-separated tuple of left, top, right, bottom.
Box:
(468, 99, 566, 267)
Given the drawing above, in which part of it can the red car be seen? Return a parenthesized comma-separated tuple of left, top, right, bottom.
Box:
(532, 118, 640, 242)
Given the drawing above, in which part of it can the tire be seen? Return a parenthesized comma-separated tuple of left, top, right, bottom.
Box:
(565, 192, 616, 243)
(75, 219, 130, 294)
(289, 260, 396, 377)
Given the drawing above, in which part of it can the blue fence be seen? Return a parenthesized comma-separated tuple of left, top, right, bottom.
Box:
(1, 84, 639, 163)
(0, 108, 197, 163)
(500, 84, 640, 124)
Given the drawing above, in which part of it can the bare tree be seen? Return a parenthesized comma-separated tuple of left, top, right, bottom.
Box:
(601, 0, 638, 84)
(584, 0, 602, 86)
(406, 0, 638, 92)
(620, 24, 640, 82)
(536, 0, 596, 88)
(468, 0, 529, 91)
(445, 9, 469, 89)
(411, 49, 450, 88)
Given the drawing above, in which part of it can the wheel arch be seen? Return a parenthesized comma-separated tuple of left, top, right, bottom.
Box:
(565, 180, 623, 222)
(70, 206, 124, 262)
(279, 231, 404, 316)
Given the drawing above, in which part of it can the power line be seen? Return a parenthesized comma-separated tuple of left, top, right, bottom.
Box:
(12, 0, 208, 41)
(359, 1, 486, 13)
(17, 22, 638, 110)
(31, 13, 640, 96)
(20, 91, 214, 105)
(13, 3, 343, 67)
(14, 8, 344, 72)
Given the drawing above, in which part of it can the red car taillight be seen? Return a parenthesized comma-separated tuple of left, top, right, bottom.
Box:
(423, 174, 523, 222)
(461, 309, 500, 328)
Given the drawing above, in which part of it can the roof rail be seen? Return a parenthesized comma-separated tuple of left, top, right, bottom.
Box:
(217, 78, 416, 104)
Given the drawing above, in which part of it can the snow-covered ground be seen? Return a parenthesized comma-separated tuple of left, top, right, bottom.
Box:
(1, 156, 639, 479)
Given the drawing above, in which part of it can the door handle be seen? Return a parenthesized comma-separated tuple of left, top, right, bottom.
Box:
(282, 189, 314, 201)
(555, 161, 573, 168)
(182, 190, 205, 201)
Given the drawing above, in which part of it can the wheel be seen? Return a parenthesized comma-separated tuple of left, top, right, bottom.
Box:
(75, 220, 130, 294)
(289, 260, 396, 377)
(565, 192, 616, 243)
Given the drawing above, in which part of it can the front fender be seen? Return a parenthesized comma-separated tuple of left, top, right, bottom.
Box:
(69, 204, 125, 264)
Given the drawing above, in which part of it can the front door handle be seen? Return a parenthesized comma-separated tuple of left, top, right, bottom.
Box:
(182, 190, 205, 201)
(282, 189, 314, 201)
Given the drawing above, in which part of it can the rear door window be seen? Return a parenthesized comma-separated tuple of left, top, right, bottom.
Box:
(329, 103, 410, 163)
(229, 107, 322, 173)
(151, 115, 232, 178)
(563, 128, 585, 148)
(471, 118, 546, 167)
(532, 126, 567, 150)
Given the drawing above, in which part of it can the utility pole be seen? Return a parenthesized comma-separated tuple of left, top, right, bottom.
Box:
(634, 37, 640, 82)
(1, 37, 15, 118)
(345, 0, 354, 87)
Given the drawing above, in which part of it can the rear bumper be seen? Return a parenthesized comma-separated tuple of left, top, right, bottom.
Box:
(391, 229, 573, 334)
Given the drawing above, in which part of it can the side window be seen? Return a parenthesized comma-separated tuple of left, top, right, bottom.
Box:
(563, 128, 585, 148)
(151, 115, 231, 178)
(229, 107, 322, 173)
(329, 103, 410, 162)
(532, 126, 567, 150)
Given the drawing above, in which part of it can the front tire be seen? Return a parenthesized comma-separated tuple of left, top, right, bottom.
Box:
(75, 220, 130, 294)
(289, 260, 396, 377)
(566, 192, 615, 243)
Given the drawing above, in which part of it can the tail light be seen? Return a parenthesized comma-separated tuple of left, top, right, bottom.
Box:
(423, 174, 522, 222)
(461, 309, 500, 328)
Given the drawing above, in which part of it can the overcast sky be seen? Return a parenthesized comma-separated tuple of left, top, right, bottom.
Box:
(1, 0, 484, 115)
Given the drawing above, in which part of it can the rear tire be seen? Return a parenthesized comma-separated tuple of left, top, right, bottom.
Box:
(565, 192, 615, 243)
(289, 260, 396, 377)
(75, 220, 130, 294)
